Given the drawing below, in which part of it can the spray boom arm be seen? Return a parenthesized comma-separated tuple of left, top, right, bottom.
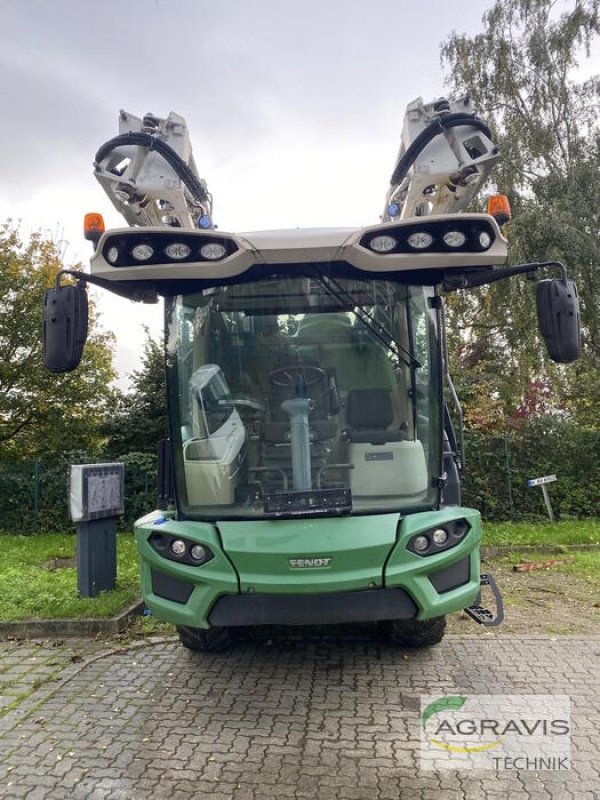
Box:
(383, 94, 500, 222)
(93, 110, 213, 230)
(94, 95, 499, 234)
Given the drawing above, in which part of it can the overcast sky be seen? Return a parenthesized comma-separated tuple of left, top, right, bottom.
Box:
(1, 1, 597, 387)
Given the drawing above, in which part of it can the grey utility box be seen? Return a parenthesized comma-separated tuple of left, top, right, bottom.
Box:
(69, 463, 125, 597)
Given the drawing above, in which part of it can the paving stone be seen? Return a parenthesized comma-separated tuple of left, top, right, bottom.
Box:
(0, 634, 597, 798)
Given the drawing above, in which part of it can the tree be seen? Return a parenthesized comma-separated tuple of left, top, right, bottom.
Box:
(103, 330, 168, 457)
(441, 0, 600, 425)
(0, 223, 116, 461)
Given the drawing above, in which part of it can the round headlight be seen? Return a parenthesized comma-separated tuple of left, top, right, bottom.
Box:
(170, 539, 187, 556)
(107, 246, 119, 264)
(200, 243, 227, 260)
(479, 231, 492, 249)
(413, 535, 430, 552)
(432, 528, 449, 546)
(407, 231, 433, 250)
(165, 242, 191, 260)
(190, 544, 208, 562)
(443, 231, 466, 248)
(370, 235, 397, 253)
(151, 533, 168, 551)
(131, 243, 154, 261)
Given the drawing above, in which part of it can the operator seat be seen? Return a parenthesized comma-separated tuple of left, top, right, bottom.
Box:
(343, 389, 427, 500)
(344, 389, 405, 444)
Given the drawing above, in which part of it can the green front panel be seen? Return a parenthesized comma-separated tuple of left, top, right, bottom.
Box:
(384, 506, 482, 619)
(217, 514, 400, 594)
(135, 506, 483, 628)
(135, 516, 239, 629)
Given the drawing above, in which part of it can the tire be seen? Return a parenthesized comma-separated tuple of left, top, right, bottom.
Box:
(176, 625, 233, 652)
(385, 616, 447, 648)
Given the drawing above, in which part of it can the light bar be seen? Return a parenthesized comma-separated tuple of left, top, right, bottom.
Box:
(100, 230, 238, 268)
(360, 217, 497, 255)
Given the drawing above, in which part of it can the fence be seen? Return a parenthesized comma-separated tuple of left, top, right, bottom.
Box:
(0, 421, 598, 533)
(460, 420, 600, 519)
(0, 452, 157, 534)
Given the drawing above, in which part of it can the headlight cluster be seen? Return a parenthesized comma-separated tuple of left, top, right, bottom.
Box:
(102, 232, 237, 268)
(362, 221, 495, 255)
(149, 532, 214, 567)
(407, 519, 470, 557)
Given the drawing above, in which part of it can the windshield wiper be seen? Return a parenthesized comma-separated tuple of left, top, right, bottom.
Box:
(312, 272, 421, 370)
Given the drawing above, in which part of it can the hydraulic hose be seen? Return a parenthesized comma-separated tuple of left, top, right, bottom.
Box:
(94, 132, 210, 205)
(390, 113, 494, 187)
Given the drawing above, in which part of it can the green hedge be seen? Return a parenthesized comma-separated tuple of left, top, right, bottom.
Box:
(0, 451, 157, 534)
(461, 419, 600, 519)
(0, 420, 597, 533)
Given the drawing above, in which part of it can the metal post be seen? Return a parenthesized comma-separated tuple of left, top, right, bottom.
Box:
(503, 435, 514, 517)
(527, 474, 557, 522)
(76, 518, 118, 597)
(33, 459, 40, 517)
(70, 463, 124, 598)
(541, 485, 555, 523)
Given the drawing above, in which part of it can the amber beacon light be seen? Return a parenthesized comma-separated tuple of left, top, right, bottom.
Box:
(84, 212, 105, 245)
(487, 194, 512, 227)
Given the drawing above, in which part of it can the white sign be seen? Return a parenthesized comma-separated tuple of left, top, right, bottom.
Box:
(420, 694, 571, 771)
(87, 473, 122, 515)
(527, 474, 557, 488)
(69, 463, 125, 522)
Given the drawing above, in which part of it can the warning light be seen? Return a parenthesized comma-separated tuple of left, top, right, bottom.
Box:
(84, 213, 105, 245)
(487, 195, 512, 227)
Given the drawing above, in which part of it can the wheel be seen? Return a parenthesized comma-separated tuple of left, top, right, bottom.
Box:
(176, 625, 233, 652)
(269, 365, 327, 389)
(385, 616, 447, 648)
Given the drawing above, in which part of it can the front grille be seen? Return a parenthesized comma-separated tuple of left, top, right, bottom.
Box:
(151, 568, 194, 604)
(428, 557, 470, 593)
(209, 587, 418, 627)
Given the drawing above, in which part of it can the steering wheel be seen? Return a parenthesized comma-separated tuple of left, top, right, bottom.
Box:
(269, 365, 327, 389)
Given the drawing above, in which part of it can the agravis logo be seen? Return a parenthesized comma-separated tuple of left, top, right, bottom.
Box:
(420, 694, 571, 771)
(422, 696, 503, 754)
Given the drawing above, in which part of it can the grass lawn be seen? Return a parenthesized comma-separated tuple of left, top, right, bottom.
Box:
(0, 519, 598, 625)
(482, 518, 600, 547)
(476, 548, 600, 636)
(470, 519, 600, 635)
(0, 532, 141, 623)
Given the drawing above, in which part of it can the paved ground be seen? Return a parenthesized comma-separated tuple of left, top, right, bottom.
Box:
(0, 631, 598, 799)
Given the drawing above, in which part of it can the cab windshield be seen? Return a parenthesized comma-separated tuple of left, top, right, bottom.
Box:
(165, 272, 442, 519)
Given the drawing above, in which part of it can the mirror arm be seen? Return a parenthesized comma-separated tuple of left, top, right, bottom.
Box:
(537, 260, 568, 284)
(443, 261, 570, 291)
(53, 269, 159, 302)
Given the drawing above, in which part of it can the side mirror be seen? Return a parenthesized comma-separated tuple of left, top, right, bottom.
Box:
(42, 283, 89, 372)
(536, 278, 581, 364)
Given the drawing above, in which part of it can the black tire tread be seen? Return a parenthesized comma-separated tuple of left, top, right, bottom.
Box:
(176, 625, 232, 652)
(386, 615, 447, 648)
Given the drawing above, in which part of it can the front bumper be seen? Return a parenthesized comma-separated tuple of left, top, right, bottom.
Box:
(135, 507, 482, 629)
(208, 587, 418, 626)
